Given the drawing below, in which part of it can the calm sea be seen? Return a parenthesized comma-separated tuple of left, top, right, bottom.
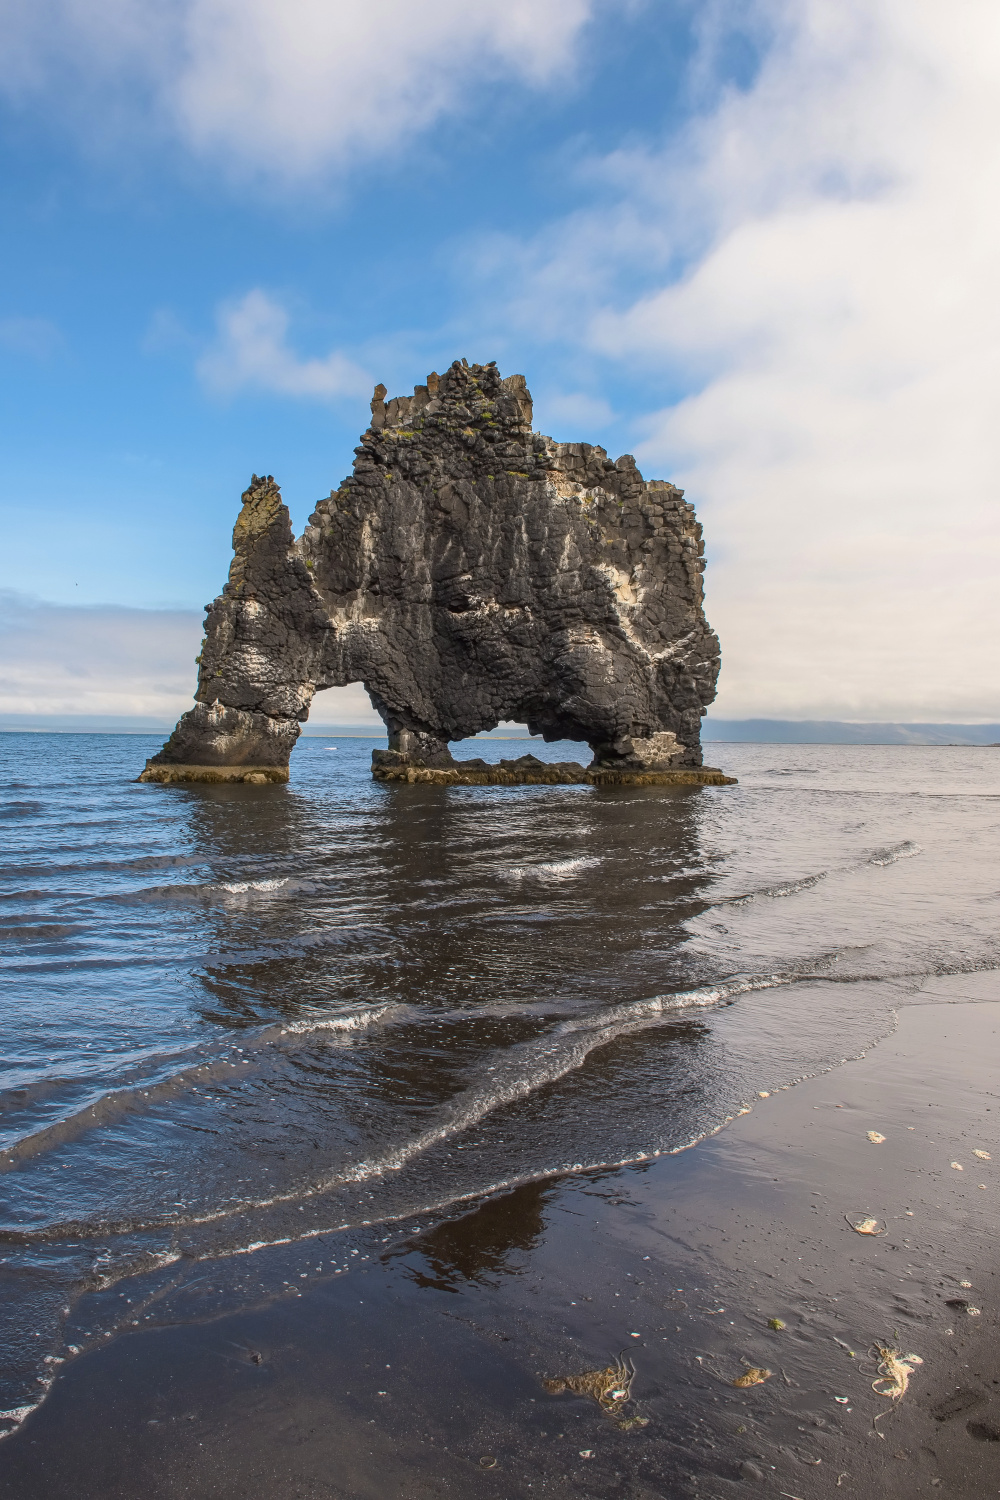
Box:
(1, 733, 998, 1432)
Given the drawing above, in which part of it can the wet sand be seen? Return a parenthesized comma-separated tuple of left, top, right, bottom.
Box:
(2, 973, 999, 1498)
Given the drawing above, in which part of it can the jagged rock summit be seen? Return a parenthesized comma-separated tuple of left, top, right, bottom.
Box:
(141, 360, 733, 787)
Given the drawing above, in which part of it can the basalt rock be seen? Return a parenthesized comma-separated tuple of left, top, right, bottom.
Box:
(140, 360, 729, 786)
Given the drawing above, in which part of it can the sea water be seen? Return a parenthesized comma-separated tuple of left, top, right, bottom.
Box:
(1, 733, 998, 1431)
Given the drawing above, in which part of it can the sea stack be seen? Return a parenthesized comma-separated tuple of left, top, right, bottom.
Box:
(140, 360, 732, 786)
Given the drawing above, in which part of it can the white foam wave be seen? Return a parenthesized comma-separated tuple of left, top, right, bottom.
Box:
(279, 1004, 401, 1036)
(0, 1005, 400, 1172)
(722, 840, 921, 906)
(507, 856, 601, 881)
(726, 873, 827, 905)
(0, 1402, 41, 1439)
(200, 1092, 769, 1268)
(864, 840, 921, 867)
(9, 978, 779, 1237)
(219, 877, 290, 894)
(316, 977, 789, 1193)
(0, 1404, 38, 1424)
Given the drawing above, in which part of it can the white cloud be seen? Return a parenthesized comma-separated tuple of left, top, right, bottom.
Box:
(0, 593, 384, 726)
(0, 591, 203, 719)
(197, 289, 369, 400)
(308, 684, 382, 729)
(486, 0, 1000, 721)
(0, 316, 62, 359)
(535, 390, 616, 438)
(0, 0, 595, 178)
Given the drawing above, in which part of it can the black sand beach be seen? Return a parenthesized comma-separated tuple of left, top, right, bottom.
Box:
(4, 977, 998, 1499)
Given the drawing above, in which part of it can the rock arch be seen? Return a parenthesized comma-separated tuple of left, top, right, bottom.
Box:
(141, 360, 731, 786)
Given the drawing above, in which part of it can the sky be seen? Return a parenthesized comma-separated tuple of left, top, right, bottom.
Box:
(1, 0, 998, 729)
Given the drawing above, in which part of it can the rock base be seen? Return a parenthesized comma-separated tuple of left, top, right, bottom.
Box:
(137, 763, 288, 785)
(588, 766, 737, 787)
(138, 756, 737, 788)
(371, 753, 736, 787)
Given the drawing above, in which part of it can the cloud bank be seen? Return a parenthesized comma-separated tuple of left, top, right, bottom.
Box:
(197, 290, 369, 401)
(0, 592, 383, 727)
(0, 0, 596, 178)
(0, 592, 203, 720)
(476, 0, 1000, 721)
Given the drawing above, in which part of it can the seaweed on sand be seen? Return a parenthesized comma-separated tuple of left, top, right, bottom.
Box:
(543, 1353, 647, 1428)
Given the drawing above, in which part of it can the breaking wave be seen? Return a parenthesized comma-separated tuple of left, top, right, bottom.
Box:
(722, 840, 921, 906)
(507, 855, 602, 881)
(0, 1004, 402, 1174)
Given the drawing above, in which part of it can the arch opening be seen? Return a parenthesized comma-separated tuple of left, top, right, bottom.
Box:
(302, 684, 383, 738)
(449, 725, 590, 768)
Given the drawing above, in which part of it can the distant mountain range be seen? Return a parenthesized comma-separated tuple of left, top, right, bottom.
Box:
(700, 720, 1000, 745)
(2, 714, 998, 746)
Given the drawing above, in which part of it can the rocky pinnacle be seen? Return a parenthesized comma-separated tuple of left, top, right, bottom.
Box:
(142, 360, 724, 784)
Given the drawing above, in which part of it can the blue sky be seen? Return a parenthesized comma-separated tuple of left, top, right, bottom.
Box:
(1, 0, 997, 725)
(2, 2, 737, 608)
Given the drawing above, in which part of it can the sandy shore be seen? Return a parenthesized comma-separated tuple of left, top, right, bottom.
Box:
(2, 972, 998, 1498)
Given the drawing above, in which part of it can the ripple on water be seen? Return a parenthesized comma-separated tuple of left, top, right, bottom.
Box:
(0, 736, 999, 1432)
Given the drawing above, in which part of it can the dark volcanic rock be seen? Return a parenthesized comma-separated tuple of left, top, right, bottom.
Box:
(142, 360, 723, 783)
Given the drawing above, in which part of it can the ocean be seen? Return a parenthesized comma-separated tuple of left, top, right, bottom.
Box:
(2, 733, 998, 1438)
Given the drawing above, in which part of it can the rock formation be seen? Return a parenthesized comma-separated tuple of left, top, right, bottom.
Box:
(141, 360, 732, 786)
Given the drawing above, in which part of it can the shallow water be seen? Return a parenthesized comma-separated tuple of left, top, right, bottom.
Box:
(1, 733, 998, 1431)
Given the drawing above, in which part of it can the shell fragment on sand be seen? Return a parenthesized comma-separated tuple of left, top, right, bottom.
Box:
(846, 1215, 884, 1235)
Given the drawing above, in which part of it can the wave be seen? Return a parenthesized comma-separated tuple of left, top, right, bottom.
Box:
(0, 1004, 401, 1174)
(721, 840, 921, 906)
(204, 923, 383, 968)
(6, 947, 994, 1245)
(864, 841, 921, 867)
(0, 977, 787, 1243)
(0, 923, 83, 941)
(321, 978, 783, 1190)
(0, 800, 43, 818)
(277, 1004, 401, 1036)
(382, 952, 995, 1204)
(507, 856, 602, 881)
(111, 874, 319, 906)
(724, 872, 828, 905)
(0, 1245, 186, 1438)
(219, 877, 291, 894)
(0, 1401, 45, 1433)
(2, 956, 995, 1442)
(196, 958, 1000, 1267)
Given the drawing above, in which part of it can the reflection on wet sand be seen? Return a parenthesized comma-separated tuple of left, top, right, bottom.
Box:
(395, 1180, 552, 1292)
